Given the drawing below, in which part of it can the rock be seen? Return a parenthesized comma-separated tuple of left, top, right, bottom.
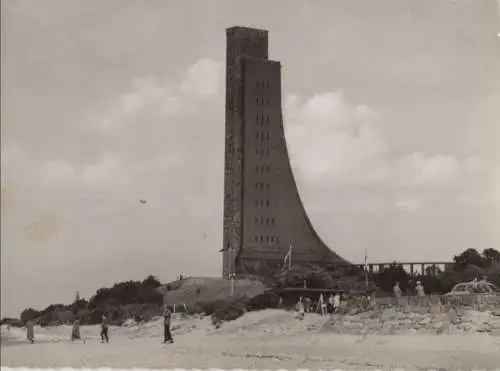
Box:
(448, 309, 458, 324)
(419, 318, 431, 325)
(377, 326, 395, 335)
(366, 321, 382, 331)
(457, 323, 472, 331)
(428, 305, 442, 315)
(344, 321, 364, 331)
(400, 319, 413, 328)
(476, 324, 491, 333)
(489, 328, 500, 336)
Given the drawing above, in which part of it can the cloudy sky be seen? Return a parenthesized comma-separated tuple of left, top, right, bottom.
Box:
(1, 0, 499, 316)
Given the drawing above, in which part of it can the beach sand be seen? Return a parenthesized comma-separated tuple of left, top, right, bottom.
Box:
(2, 310, 499, 369)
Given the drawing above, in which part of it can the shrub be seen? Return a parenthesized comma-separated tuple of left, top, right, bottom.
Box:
(246, 290, 280, 311)
(271, 264, 336, 289)
(375, 263, 410, 294)
(20, 308, 41, 325)
(211, 303, 245, 324)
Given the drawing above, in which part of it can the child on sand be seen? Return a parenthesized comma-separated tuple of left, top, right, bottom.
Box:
(71, 317, 83, 342)
(26, 319, 34, 343)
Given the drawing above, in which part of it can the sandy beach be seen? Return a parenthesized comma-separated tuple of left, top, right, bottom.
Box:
(2, 310, 500, 370)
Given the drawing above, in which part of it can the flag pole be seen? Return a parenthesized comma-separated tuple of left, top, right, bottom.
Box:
(364, 247, 368, 291)
(288, 244, 292, 270)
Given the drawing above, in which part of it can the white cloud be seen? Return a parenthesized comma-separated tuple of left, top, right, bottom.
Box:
(89, 76, 182, 135)
(87, 59, 221, 137)
(38, 159, 78, 188)
(4, 58, 223, 203)
(284, 91, 388, 185)
(81, 151, 128, 189)
(396, 198, 420, 212)
(393, 153, 460, 186)
(180, 58, 222, 98)
(284, 91, 489, 190)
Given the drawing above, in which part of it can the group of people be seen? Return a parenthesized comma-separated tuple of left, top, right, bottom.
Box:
(25, 306, 174, 345)
(393, 280, 427, 306)
(471, 276, 493, 293)
(295, 292, 372, 317)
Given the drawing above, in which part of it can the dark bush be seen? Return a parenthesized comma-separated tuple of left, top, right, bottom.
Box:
(201, 300, 229, 316)
(87, 309, 105, 325)
(375, 263, 410, 294)
(20, 308, 41, 325)
(271, 264, 336, 289)
(246, 290, 280, 311)
(453, 248, 487, 270)
(142, 275, 161, 288)
(0, 317, 23, 327)
(211, 303, 245, 324)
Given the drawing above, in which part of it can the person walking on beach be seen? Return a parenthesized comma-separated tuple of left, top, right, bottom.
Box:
(71, 317, 85, 343)
(317, 293, 327, 315)
(296, 297, 305, 320)
(333, 293, 340, 314)
(277, 296, 284, 309)
(415, 281, 426, 306)
(162, 305, 174, 344)
(26, 319, 35, 344)
(327, 294, 334, 313)
(393, 281, 402, 307)
(478, 276, 489, 292)
(100, 314, 109, 343)
(303, 297, 312, 312)
(71, 317, 80, 341)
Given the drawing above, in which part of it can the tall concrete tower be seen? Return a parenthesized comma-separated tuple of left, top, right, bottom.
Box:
(222, 26, 350, 279)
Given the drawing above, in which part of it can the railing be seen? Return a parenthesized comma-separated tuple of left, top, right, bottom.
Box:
(374, 293, 500, 309)
(440, 293, 500, 307)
